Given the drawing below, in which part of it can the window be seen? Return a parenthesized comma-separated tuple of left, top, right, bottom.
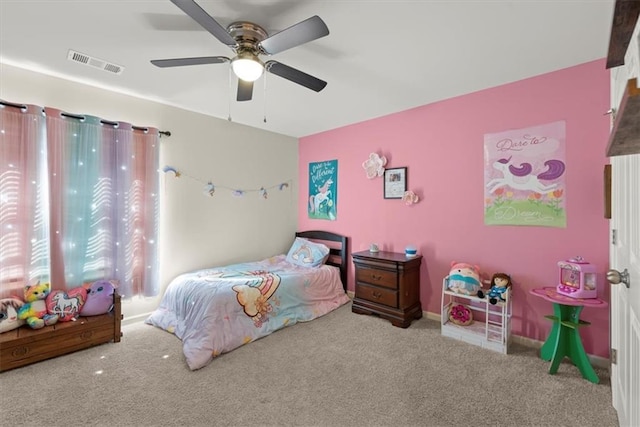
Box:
(0, 103, 159, 298)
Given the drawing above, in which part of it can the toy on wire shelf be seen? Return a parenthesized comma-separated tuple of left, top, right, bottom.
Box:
(447, 262, 482, 295)
(17, 281, 59, 329)
(478, 273, 512, 305)
(448, 303, 473, 326)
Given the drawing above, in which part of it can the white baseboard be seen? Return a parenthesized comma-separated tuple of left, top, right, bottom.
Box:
(510, 333, 610, 369)
(122, 312, 151, 326)
(424, 311, 440, 322)
(423, 309, 610, 369)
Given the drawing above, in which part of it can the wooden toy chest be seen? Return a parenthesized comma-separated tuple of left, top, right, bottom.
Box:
(0, 292, 122, 372)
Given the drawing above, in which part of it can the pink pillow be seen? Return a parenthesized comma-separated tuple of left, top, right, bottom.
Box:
(46, 288, 87, 322)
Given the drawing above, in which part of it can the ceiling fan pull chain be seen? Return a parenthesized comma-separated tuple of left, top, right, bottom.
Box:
(227, 66, 233, 121)
(263, 73, 268, 123)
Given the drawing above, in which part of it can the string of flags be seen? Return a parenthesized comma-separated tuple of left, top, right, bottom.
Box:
(162, 165, 291, 200)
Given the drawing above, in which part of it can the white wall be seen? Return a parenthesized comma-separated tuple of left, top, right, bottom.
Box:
(0, 63, 299, 323)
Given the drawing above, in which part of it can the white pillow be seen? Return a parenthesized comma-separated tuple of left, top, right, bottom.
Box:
(286, 237, 330, 268)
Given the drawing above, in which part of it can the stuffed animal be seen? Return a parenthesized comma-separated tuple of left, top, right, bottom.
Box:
(447, 262, 482, 295)
(17, 281, 59, 329)
(46, 287, 87, 322)
(0, 297, 25, 333)
(80, 279, 117, 316)
(478, 272, 512, 305)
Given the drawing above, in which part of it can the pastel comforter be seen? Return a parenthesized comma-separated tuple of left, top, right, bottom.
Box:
(145, 255, 349, 370)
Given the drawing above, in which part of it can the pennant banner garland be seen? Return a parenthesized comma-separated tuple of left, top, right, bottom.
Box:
(162, 165, 291, 200)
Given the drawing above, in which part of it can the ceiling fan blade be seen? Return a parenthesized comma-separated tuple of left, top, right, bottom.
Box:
(237, 79, 254, 101)
(151, 56, 229, 68)
(170, 0, 236, 47)
(265, 61, 327, 92)
(258, 15, 329, 55)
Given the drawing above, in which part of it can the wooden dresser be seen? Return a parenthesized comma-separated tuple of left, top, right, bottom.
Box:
(351, 250, 422, 328)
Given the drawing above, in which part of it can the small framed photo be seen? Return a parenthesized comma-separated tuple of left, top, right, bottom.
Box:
(383, 167, 407, 199)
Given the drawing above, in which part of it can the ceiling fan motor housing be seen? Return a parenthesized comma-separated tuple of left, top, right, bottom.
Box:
(227, 21, 268, 56)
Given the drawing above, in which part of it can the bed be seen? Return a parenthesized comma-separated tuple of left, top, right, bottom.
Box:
(145, 231, 350, 370)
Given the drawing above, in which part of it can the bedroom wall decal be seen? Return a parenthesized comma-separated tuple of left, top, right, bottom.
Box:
(308, 159, 338, 220)
(402, 190, 419, 205)
(362, 152, 387, 178)
(484, 120, 566, 227)
(161, 165, 291, 199)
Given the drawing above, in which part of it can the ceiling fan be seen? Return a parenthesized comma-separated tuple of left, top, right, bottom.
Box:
(151, 0, 329, 102)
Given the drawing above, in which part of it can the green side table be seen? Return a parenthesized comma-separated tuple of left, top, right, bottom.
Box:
(530, 287, 608, 384)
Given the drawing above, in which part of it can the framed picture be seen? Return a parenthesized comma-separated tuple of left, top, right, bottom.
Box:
(383, 167, 407, 199)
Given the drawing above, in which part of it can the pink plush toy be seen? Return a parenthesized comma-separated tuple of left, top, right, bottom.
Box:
(46, 287, 87, 322)
(447, 262, 482, 296)
(80, 280, 117, 316)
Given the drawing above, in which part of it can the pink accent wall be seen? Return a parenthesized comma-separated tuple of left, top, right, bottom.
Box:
(298, 59, 611, 358)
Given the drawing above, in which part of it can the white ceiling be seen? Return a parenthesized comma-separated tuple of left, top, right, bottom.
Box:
(0, 0, 615, 138)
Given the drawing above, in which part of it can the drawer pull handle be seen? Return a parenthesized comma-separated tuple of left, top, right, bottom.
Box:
(12, 347, 29, 358)
(371, 274, 383, 281)
(372, 291, 381, 299)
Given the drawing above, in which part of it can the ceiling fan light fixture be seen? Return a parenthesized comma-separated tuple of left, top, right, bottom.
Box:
(151, 4, 330, 102)
(231, 53, 264, 82)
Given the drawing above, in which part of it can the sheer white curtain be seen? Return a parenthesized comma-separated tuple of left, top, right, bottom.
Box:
(0, 103, 160, 299)
(0, 104, 50, 298)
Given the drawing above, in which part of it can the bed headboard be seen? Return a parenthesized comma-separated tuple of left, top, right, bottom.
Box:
(295, 230, 348, 291)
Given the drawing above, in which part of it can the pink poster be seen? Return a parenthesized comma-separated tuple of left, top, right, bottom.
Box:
(484, 121, 566, 227)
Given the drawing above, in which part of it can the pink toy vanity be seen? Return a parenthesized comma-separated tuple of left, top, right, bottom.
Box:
(556, 256, 597, 299)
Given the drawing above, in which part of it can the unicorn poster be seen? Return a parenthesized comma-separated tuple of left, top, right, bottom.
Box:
(484, 121, 566, 227)
(308, 159, 337, 220)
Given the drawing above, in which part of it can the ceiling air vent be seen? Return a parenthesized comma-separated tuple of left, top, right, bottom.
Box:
(67, 49, 124, 75)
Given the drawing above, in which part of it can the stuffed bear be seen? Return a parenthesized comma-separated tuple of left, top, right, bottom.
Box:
(17, 281, 59, 329)
(0, 297, 25, 333)
(447, 262, 482, 295)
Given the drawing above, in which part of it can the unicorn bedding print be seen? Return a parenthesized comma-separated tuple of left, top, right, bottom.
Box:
(484, 120, 566, 228)
(146, 255, 349, 370)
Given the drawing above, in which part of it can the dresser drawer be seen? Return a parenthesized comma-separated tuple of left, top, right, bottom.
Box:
(355, 283, 398, 307)
(351, 251, 422, 328)
(355, 266, 398, 289)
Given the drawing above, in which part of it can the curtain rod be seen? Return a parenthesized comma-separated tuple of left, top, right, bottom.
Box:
(0, 100, 171, 137)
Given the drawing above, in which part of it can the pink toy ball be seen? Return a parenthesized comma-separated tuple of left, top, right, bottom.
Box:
(556, 256, 598, 299)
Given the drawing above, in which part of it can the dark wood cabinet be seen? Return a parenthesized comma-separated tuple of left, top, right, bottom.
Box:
(351, 250, 422, 328)
(606, 0, 640, 156)
(0, 293, 122, 372)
